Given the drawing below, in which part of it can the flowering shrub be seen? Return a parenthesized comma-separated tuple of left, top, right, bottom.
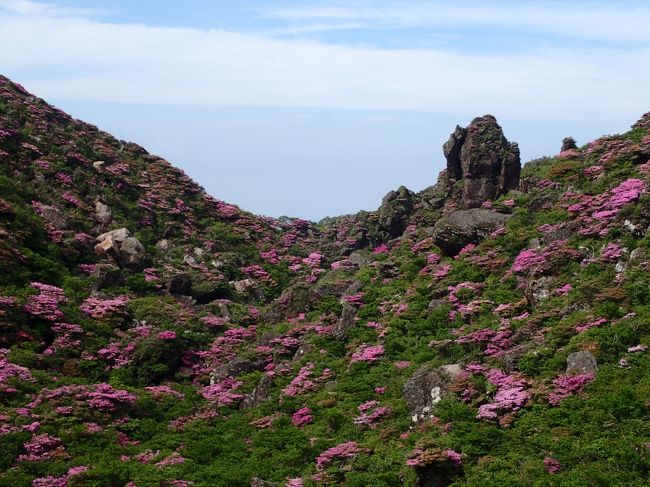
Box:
(548, 373, 595, 405)
(25, 282, 66, 321)
(202, 378, 243, 406)
(32, 466, 89, 487)
(17, 433, 65, 462)
(316, 441, 365, 470)
(349, 344, 384, 364)
(511, 249, 546, 273)
(353, 400, 390, 428)
(282, 363, 316, 396)
(85, 383, 137, 411)
(80, 295, 130, 318)
(0, 348, 34, 391)
(406, 447, 462, 467)
(544, 457, 561, 474)
(476, 369, 529, 421)
(291, 407, 313, 427)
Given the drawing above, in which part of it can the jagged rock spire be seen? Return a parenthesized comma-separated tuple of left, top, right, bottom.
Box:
(443, 114, 521, 208)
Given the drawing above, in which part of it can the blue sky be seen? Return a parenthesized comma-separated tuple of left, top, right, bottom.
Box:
(1, 1, 649, 220)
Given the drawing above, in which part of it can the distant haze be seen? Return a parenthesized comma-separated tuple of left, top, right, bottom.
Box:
(1, 0, 648, 220)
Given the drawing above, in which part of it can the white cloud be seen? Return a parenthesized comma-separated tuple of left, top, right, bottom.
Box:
(263, 1, 650, 44)
(0, 0, 648, 123)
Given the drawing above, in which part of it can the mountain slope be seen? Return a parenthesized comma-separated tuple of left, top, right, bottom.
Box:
(0, 75, 649, 486)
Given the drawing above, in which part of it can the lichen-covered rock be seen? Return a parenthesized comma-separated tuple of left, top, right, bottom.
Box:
(525, 276, 554, 306)
(444, 115, 520, 208)
(97, 227, 131, 244)
(566, 351, 597, 375)
(155, 239, 173, 253)
(403, 363, 463, 422)
(95, 201, 112, 225)
(250, 477, 278, 487)
(432, 208, 510, 255)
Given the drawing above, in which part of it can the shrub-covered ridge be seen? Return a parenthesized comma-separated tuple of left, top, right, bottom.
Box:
(0, 75, 648, 486)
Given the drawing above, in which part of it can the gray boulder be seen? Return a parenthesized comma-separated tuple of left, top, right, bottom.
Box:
(403, 363, 463, 422)
(432, 208, 510, 255)
(166, 273, 192, 296)
(39, 205, 67, 229)
(95, 201, 112, 225)
(566, 351, 597, 375)
(95, 228, 147, 268)
(155, 239, 173, 253)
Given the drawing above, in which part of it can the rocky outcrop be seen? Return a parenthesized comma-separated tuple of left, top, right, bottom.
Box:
(166, 273, 192, 296)
(94, 228, 147, 269)
(91, 264, 124, 291)
(38, 205, 67, 229)
(444, 115, 520, 208)
(561, 137, 578, 152)
(566, 351, 597, 375)
(432, 208, 510, 255)
(240, 375, 274, 409)
(95, 201, 112, 225)
(403, 363, 463, 422)
(370, 185, 415, 242)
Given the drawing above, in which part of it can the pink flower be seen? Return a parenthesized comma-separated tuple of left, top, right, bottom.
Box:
(544, 457, 561, 474)
(372, 243, 389, 254)
(315, 441, 364, 470)
(157, 331, 177, 340)
(350, 344, 384, 364)
(291, 407, 313, 427)
(548, 373, 595, 405)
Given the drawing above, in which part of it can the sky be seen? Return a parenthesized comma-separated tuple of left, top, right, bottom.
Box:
(1, 1, 649, 220)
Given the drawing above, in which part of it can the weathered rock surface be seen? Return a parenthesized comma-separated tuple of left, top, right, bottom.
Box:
(432, 208, 510, 255)
(566, 350, 597, 375)
(444, 115, 521, 208)
(240, 375, 274, 409)
(333, 302, 358, 339)
(95, 228, 147, 268)
(371, 185, 415, 241)
(250, 478, 278, 487)
(403, 363, 463, 422)
(39, 205, 67, 229)
(91, 264, 124, 291)
(561, 137, 578, 152)
(211, 356, 268, 384)
(95, 201, 112, 225)
(155, 239, 173, 253)
(119, 237, 146, 267)
(97, 227, 131, 244)
(166, 273, 192, 296)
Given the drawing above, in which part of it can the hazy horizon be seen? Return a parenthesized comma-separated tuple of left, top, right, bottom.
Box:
(2, 0, 649, 219)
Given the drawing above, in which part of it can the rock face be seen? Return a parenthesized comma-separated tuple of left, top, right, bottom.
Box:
(403, 364, 462, 422)
(566, 351, 597, 375)
(444, 115, 521, 208)
(91, 264, 124, 291)
(561, 137, 578, 152)
(94, 228, 147, 269)
(373, 185, 415, 240)
(432, 208, 510, 255)
(166, 273, 192, 296)
(39, 205, 67, 229)
(95, 201, 112, 225)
